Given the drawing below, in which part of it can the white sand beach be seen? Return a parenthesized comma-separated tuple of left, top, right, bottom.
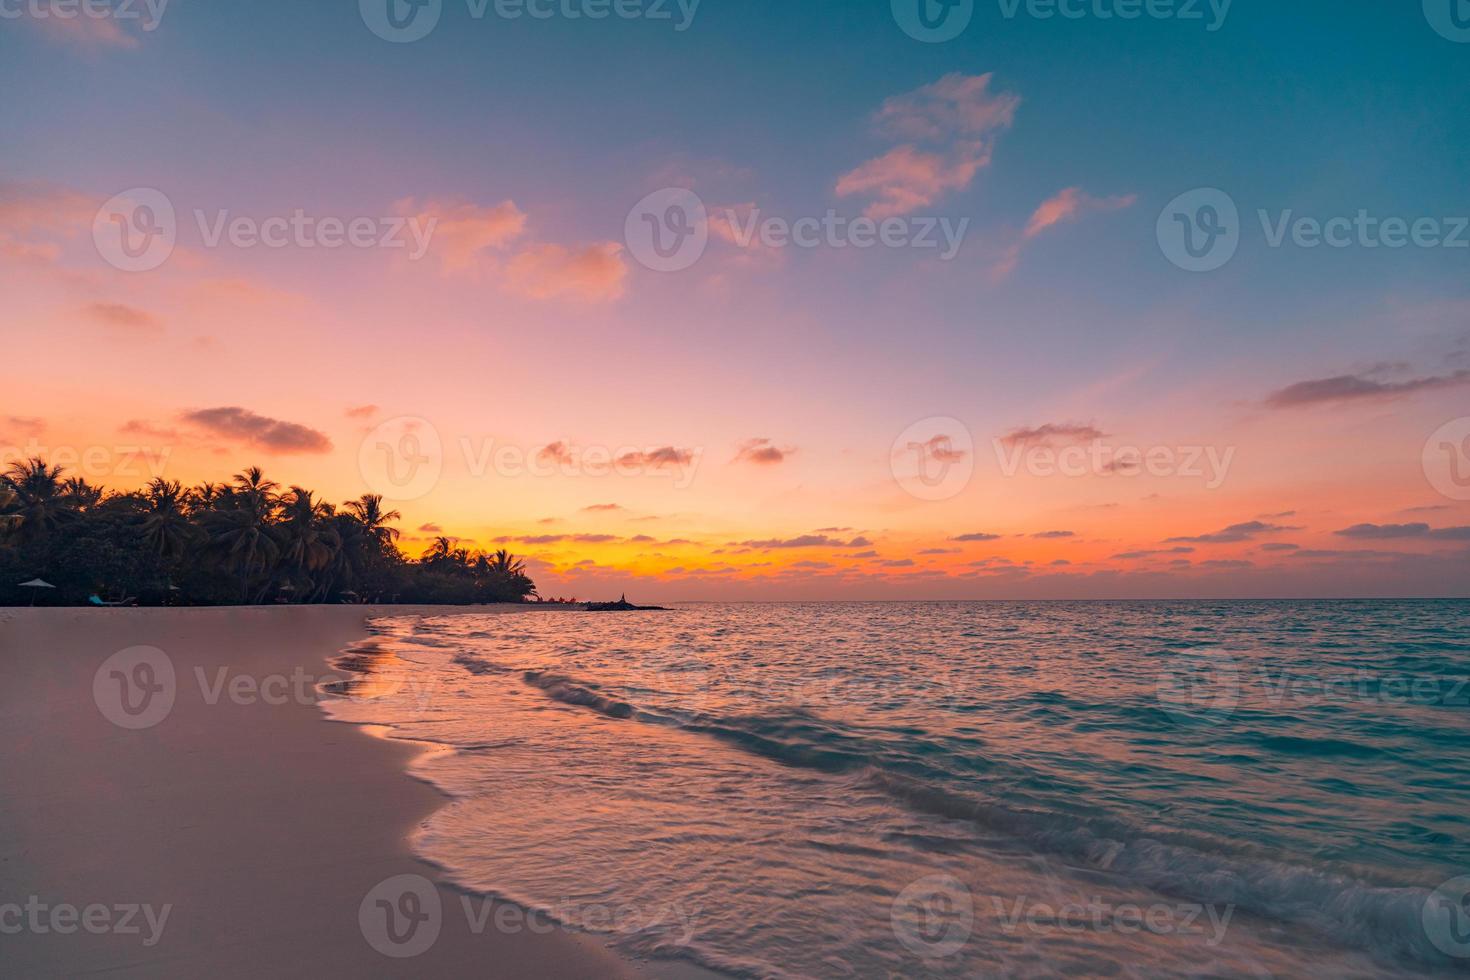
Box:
(0, 606, 712, 979)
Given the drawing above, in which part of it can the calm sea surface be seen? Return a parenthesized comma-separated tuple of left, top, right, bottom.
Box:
(322, 601, 1470, 978)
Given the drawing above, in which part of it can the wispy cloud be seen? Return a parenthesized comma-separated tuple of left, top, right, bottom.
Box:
(83, 302, 162, 335)
(836, 144, 995, 220)
(836, 73, 1018, 219)
(992, 188, 1136, 280)
(397, 198, 525, 274)
(1167, 520, 1300, 544)
(1264, 370, 1470, 408)
(733, 438, 795, 465)
(180, 407, 332, 455)
(24, 7, 145, 48)
(1334, 523, 1470, 540)
(618, 447, 695, 468)
(870, 72, 1021, 143)
(1112, 546, 1195, 559)
(740, 534, 873, 549)
(538, 442, 574, 466)
(118, 419, 178, 441)
(0, 180, 94, 263)
(503, 242, 627, 303)
(1000, 423, 1106, 448)
(1024, 188, 1137, 239)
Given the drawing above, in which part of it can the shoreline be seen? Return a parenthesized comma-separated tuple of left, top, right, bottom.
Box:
(0, 606, 718, 978)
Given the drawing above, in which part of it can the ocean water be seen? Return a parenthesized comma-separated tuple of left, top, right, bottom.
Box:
(322, 601, 1470, 978)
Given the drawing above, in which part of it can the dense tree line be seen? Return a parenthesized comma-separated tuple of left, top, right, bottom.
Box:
(0, 459, 537, 606)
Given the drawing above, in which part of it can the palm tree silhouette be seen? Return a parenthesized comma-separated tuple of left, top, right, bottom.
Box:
(344, 494, 401, 546)
(140, 479, 194, 561)
(61, 477, 103, 512)
(0, 459, 546, 606)
(2, 458, 71, 542)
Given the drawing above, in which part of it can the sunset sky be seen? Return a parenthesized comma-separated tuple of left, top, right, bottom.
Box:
(3, 0, 1468, 598)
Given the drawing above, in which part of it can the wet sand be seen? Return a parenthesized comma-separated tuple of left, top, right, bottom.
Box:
(0, 606, 713, 979)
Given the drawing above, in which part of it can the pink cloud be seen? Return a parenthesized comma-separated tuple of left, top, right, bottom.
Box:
(83, 302, 163, 335)
(28, 9, 141, 48)
(503, 242, 627, 303)
(705, 203, 787, 270)
(836, 143, 994, 220)
(871, 73, 1021, 142)
(0, 180, 95, 264)
(1024, 187, 1137, 239)
(836, 73, 1018, 219)
(734, 438, 795, 465)
(396, 198, 527, 274)
(991, 187, 1137, 281)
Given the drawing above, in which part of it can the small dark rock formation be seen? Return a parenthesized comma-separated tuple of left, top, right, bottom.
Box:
(584, 594, 667, 612)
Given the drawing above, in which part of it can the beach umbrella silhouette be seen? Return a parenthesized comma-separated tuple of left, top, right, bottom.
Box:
(18, 578, 55, 606)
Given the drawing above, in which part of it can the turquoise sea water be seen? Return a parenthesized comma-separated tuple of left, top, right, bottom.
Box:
(323, 601, 1470, 978)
